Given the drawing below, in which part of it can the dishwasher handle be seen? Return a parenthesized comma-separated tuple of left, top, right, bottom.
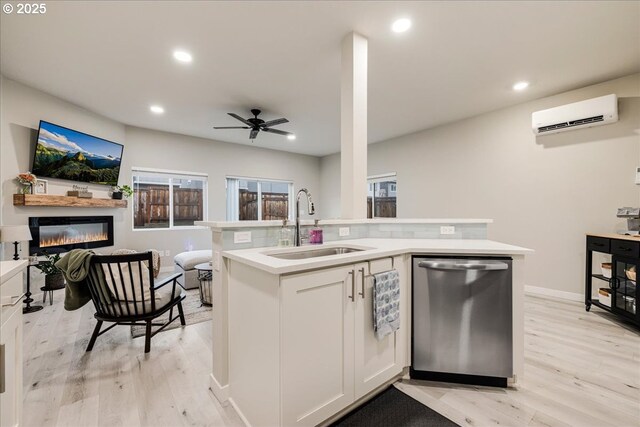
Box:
(418, 260, 508, 271)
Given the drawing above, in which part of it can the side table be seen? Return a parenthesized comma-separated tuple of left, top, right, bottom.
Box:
(194, 262, 213, 307)
(24, 263, 44, 313)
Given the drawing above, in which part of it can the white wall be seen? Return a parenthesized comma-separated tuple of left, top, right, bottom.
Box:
(120, 126, 321, 258)
(321, 73, 640, 294)
(0, 77, 321, 267)
(0, 76, 126, 261)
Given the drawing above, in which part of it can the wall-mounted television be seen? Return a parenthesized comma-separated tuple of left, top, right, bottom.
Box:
(32, 120, 124, 186)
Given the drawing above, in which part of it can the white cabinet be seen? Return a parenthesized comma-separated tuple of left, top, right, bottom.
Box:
(353, 258, 405, 399)
(1, 261, 26, 427)
(279, 256, 406, 426)
(281, 265, 355, 426)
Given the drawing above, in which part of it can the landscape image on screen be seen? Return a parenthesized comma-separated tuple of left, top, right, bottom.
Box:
(32, 121, 123, 186)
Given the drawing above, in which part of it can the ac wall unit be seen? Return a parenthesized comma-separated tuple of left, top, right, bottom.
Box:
(532, 94, 618, 135)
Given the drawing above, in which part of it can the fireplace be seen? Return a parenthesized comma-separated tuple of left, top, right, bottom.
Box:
(28, 216, 114, 255)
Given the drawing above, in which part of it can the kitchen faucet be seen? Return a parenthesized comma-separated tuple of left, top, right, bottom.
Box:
(295, 188, 315, 246)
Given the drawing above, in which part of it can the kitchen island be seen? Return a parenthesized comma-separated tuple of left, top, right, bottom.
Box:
(203, 229, 531, 427)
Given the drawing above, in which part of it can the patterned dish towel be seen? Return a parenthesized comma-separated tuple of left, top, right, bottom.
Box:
(373, 270, 400, 341)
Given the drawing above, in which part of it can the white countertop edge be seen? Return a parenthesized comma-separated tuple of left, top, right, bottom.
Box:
(0, 260, 28, 283)
(222, 239, 532, 275)
(196, 218, 493, 230)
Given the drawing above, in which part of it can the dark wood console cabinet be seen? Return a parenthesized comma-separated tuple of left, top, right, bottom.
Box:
(585, 233, 639, 327)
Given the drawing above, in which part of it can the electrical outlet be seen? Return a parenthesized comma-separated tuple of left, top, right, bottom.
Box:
(165, 249, 171, 257)
(213, 251, 221, 271)
(339, 227, 350, 237)
(440, 226, 455, 235)
(234, 231, 252, 244)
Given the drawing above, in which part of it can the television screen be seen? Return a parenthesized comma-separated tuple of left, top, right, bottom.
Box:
(32, 120, 124, 186)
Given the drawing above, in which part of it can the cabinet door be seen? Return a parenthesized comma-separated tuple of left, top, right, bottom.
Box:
(613, 257, 637, 321)
(281, 265, 355, 427)
(354, 258, 405, 399)
(1, 308, 23, 427)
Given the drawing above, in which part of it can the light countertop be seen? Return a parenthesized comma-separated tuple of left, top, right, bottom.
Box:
(1, 260, 28, 283)
(587, 233, 640, 242)
(223, 238, 532, 275)
(197, 218, 493, 231)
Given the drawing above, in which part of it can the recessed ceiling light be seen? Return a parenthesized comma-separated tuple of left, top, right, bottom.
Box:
(392, 18, 411, 33)
(512, 81, 530, 91)
(173, 50, 193, 63)
(150, 105, 165, 114)
(287, 134, 296, 141)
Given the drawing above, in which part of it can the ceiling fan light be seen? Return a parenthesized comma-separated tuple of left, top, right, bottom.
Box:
(287, 134, 296, 141)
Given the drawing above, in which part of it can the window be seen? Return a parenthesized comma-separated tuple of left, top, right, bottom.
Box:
(132, 168, 207, 230)
(226, 177, 294, 221)
(367, 173, 397, 218)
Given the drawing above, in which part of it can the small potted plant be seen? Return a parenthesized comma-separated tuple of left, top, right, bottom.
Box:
(35, 252, 65, 289)
(112, 184, 133, 200)
(16, 172, 37, 194)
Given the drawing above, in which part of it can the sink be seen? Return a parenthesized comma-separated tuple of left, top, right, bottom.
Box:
(267, 246, 366, 260)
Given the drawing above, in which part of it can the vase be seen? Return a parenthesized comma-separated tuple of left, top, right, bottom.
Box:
(45, 272, 65, 290)
(20, 184, 33, 194)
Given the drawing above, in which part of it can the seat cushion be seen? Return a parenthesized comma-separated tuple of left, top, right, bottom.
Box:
(174, 250, 212, 270)
(105, 285, 184, 317)
(103, 261, 153, 303)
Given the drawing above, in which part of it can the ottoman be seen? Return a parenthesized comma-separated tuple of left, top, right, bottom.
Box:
(174, 250, 213, 290)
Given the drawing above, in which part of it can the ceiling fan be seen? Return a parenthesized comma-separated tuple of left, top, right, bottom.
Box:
(213, 109, 295, 140)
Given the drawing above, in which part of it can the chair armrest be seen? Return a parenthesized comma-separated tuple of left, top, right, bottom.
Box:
(154, 272, 182, 290)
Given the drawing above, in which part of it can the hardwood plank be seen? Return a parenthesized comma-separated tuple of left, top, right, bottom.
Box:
(55, 395, 99, 427)
(22, 290, 639, 427)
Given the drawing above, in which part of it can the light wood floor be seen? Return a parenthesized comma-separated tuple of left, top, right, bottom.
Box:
(22, 293, 639, 427)
(397, 295, 640, 427)
(21, 294, 242, 427)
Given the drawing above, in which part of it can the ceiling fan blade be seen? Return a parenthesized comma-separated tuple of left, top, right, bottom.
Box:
(213, 126, 250, 129)
(261, 118, 289, 128)
(228, 113, 253, 126)
(249, 129, 260, 139)
(262, 128, 293, 136)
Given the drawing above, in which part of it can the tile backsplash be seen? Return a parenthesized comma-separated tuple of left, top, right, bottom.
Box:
(218, 222, 488, 250)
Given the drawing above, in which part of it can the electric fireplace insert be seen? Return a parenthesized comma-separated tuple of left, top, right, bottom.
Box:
(28, 216, 114, 255)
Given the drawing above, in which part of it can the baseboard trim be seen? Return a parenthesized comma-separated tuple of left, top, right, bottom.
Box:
(209, 373, 229, 403)
(525, 285, 582, 302)
(228, 397, 252, 427)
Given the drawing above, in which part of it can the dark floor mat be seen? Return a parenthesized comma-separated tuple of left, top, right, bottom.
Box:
(330, 386, 458, 427)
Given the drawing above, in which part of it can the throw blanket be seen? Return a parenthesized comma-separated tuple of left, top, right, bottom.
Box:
(55, 249, 95, 311)
(373, 270, 400, 341)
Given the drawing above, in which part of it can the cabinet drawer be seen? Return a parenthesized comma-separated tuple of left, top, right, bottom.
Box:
(367, 257, 395, 275)
(611, 239, 640, 258)
(587, 236, 610, 253)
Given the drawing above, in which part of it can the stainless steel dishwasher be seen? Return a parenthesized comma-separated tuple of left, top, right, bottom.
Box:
(411, 256, 513, 387)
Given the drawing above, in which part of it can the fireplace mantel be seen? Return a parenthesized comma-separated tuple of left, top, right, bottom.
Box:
(13, 194, 127, 208)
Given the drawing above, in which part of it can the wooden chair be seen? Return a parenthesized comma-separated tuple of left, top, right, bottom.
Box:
(84, 251, 186, 353)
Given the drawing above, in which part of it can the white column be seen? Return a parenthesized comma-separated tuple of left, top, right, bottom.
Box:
(341, 32, 368, 219)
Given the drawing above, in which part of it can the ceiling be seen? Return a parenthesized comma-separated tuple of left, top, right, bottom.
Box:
(1, 1, 639, 156)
